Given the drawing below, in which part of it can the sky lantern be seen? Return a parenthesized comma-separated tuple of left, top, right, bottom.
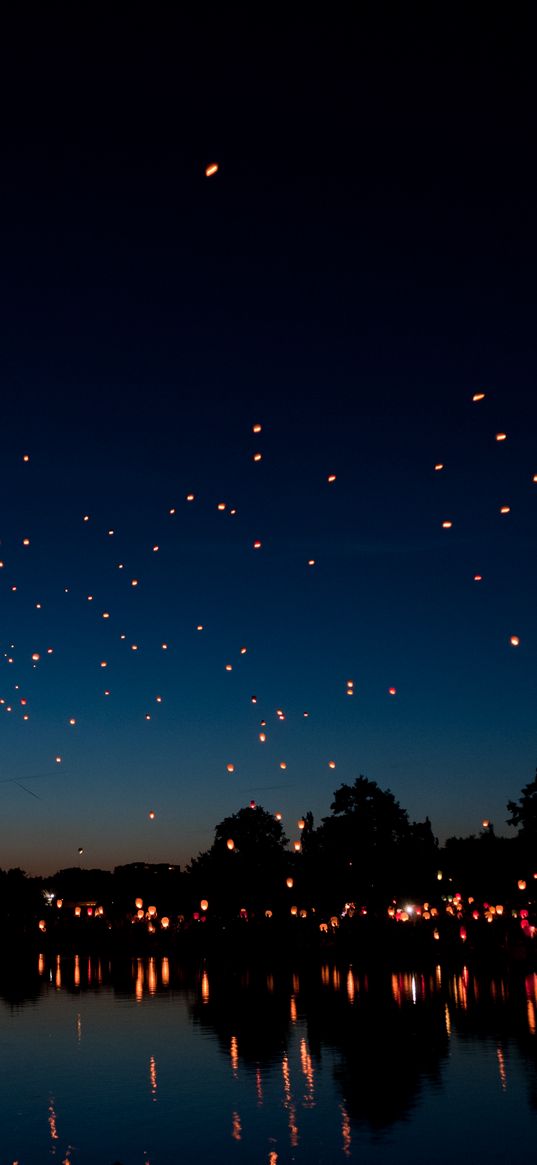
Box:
(23, 453, 29, 461)
(290, 905, 298, 916)
(327, 473, 336, 483)
(280, 761, 287, 770)
(55, 756, 62, 764)
(482, 819, 490, 829)
(226, 763, 235, 773)
(22, 537, 30, 546)
(286, 877, 294, 888)
(297, 819, 305, 830)
(148, 810, 155, 820)
(294, 841, 301, 852)
(252, 423, 262, 433)
(161, 916, 170, 929)
(495, 432, 507, 441)
(472, 392, 486, 401)
(38, 919, 46, 931)
(200, 899, 209, 911)
(275, 812, 282, 821)
(434, 463, 444, 471)
(251, 695, 257, 703)
(31, 653, 40, 661)
(474, 574, 483, 582)
(389, 687, 397, 696)
(186, 493, 195, 501)
(147, 906, 157, 917)
(510, 636, 520, 647)
(225, 664, 233, 671)
(500, 505, 510, 514)
(308, 559, 315, 566)
(227, 838, 235, 850)
(240, 646, 247, 654)
(253, 452, 262, 462)
(259, 732, 266, 742)
(328, 760, 336, 769)
(442, 520, 453, 529)
(518, 880, 527, 891)
(135, 898, 143, 909)
(205, 162, 218, 177)
(253, 540, 262, 549)
(74, 906, 81, 917)
(250, 800, 256, 809)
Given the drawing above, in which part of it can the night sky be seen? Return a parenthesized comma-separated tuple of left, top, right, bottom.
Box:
(0, 10, 535, 874)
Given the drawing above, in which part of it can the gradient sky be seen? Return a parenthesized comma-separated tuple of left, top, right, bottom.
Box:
(0, 10, 535, 873)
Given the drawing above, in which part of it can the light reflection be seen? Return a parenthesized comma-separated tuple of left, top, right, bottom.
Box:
(74, 955, 80, 988)
(300, 1037, 315, 1107)
(231, 1112, 242, 1141)
(281, 1053, 299, 1147)
(321, 964, 330, 987)
(340, 1102, 352, 1158)
(201, 968, 210, 1003)
(149, 1055, 158, 1101)
(76, 1014, 82, 1043)
(496, 1046, 507, 1092)
(48, 1096, 59, 1145)
(38, 952, 45, 976)
(148, 958, 157, 995)
(445, 1004, 451, 1037)
(135, 959, 144, 1003)
(55, 955, 61, 990)
(346, 969, 355, 1003)
(230, 1035, 239, 1076)
(290, 995, 297, 1024)
(161, 957, 170, 987)
(527, 1000, 536, 1035)
(256, 1066, 263, 1105)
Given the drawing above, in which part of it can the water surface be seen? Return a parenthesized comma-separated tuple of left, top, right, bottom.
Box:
(2, 955, 537, 1163)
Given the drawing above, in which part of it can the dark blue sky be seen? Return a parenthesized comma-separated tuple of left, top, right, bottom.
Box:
(0, 9, 535, 872)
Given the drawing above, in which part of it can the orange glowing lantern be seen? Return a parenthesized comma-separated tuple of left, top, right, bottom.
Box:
(226, 763, 235, 773)
(290, 906, 298, 916)
(205, 162, 219, 177)
(496, 432, 507, 441)
(510, 636, 520, 647)
(148, 810, 155, 820)
(297, 819, 305, 830)
(294, 841, 301, 852)
(148, 906, 157, 918)
(286, 878, 294, 889)
(38, 919, 46, 932)
(161, 916, 170, 929)
(200, 899, 209, 911)
(227, 838, 235, 850)
(518, 880, 527, 891)
(135, 898, 143, 909)
(74, 906, 81, 917)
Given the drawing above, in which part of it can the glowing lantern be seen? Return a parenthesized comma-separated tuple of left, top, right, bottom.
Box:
(69, 718, 76, 726)
(328, 761, 336, 769)
(186, 493, 195, 502)
(135, 898, 143, 909)
(290, 906, 298, 916)
(56, 899, 63, 909)
(226, 763, 235, 773)
(251, 695, 257, 703)
(327, 474, 336, 483)
(308, 559, 315, 566)
(442, 520, 453, 529)
(161, 917, 170, 929)
(388, 687, 397, 696)
(225, 664, 232, 671)
(205, 162, 219, 177)
(38, 919, 46, 932)
(227, 838, 235, 850)
(482, 819, 490, 829)
(496, 432, 507, 441)
(510, 636, 520, 647)
(294, 841, 301, 852)
(250, 800, 256, 809)
(23, 453, 29, 461)
(253, 540, 262, 549)
(500, 505, 510, 514)
(74, 906, 81, 917)
(518, 880, 527, 891)
(253, 453, 262, 462)
(22, 538, 30, 546)
(433, 928, 440, 940)
(280, 762, 287, 770)
(472, 392, 486, 401)
(474, 574, 483, 581)
(148, 810, 155, 820)
(252, 423, 262, 433)
(275, 812, 282, 821)
(297, 819, 305, 830)
(434, 463, 444, 471)
(200, 899, 209, 911)
(265, 910, 273, 918)
(286, 878, 294, 889)
(147, 906, 157, 918)
(137, 909, 144, 919)
(240, 646, 247, 654)
(259, 732, 266, 742)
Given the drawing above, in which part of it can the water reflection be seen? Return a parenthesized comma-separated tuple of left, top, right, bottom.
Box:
(1, 953, 537, 1162)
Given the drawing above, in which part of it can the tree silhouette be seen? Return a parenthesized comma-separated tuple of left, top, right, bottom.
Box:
(187, 804, 289, 916)
(507, 770, 537, 839)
